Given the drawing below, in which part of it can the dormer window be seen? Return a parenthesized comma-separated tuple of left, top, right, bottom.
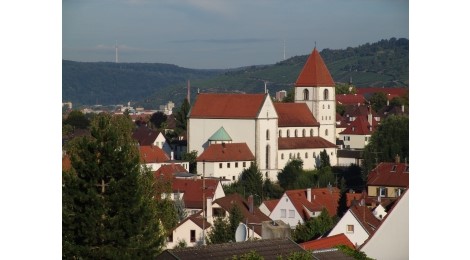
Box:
(404, 166, 409, 172)
(392, 165, 397, 172)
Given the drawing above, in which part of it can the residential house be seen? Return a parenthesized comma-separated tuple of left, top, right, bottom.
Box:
(269, 187, 341, 228)
(170, 178, 225, 216)
(196, 127, 255, 183)
(139, 145, 170, 171)
(367, 160, 409, 199)
(210, 193, 271, 239)
(339, 111, 379, 149)
(259, 199, 279, 217)
(359, 190, 409, 260)
(166, 212, 211, 249)
(132, 125, 172, 157)
(328, 203, 381, 247)
(336, 94, 366, 106)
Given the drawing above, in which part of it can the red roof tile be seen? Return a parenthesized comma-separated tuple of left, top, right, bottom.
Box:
(285, 187, 341, 219)
(336, 94, 366, 105)
(295, 48, 335, 87)
(197, 143, 255, 162)
(172, 178, 220, 209)
(139, 145, 169, 163)
(274, 103, 319, 127)
(339, 116, 378, 135)
(349, 204, 381, 235)
(62, 155, 72, 171)
(278, 137, 336, 150)
(262, 199, 279, 212)
(367, 162, 409, 187)
(190, 93, 267, 119)
(173, 211, 212, 231)
(300, 234, 355, 250)
(132, 125, 161, 145)
(346, 192, 364, 207)
(213, 193, 271, 236)
(155, 164, 188, 178)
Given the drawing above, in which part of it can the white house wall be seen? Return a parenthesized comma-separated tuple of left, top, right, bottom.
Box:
(269, 193, 305, 228)
(255, 96, 279, 180)
(339, 134, 371, 149)
(278, 147, 337, 170)
(166, 219, 210, 249)
(197, 161, 254, 183)
(328, 210, 370, 247)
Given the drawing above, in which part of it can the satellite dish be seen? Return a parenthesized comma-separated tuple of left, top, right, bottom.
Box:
(234, 223, 248, 242)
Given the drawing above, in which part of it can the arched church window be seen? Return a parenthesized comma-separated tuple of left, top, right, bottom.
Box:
(295, 129, 298, 137)
(265, 145, 270, 169)
(310, 129, 314, 137)
(287, 130, 290, 137)
(266, 129, 270, 140)
(279, 130, 282, 138)
(303, 89, 309, 100)
(325, 129, 329, 136)
(302, 129, 306, 137)
(324, 89, 329, 100)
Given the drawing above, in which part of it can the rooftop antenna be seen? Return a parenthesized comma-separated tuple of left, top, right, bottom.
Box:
(314, 41, 317, 49)
(187, 80, 191, 104)
(115, 41, 118, 63)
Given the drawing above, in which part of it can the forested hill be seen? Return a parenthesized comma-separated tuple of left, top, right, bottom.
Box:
(62, 61, 224, 106)
(63, 38, 408, 108)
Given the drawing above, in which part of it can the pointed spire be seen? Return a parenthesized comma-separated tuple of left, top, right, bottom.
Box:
(295, 48, 334, 87)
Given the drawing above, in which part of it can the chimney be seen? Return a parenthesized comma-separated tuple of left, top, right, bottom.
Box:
(395, 154, 400, 163)
(206, 197, 213, 223)
(367, 106, 373, 127)
(248, 195, 254, 214)
(327, 183, 332, 194)
(307, 188, 312, 202)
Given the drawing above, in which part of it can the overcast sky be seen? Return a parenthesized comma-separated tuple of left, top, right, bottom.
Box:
(63, 0, 408, 69)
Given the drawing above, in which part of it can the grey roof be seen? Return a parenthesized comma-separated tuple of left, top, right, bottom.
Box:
(312, 248, 356, 260)
(337, 149, 363, 159)
(156, 238, 306, 260)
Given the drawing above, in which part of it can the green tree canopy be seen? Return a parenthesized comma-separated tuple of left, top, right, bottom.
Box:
(363, 115, 409, 178)
(182, 150, 198, 173)
(368, 92, 388, 112)
(63, 110, 90, 129)
(291, 208, 335, 243)
(277, 159, 303, 190)
(63, 113, 165, 259)
(175, 98, 190, 132)
(207, 204, 244, 244)
(149, 111, 168, 129)
(319, 149, 331, 169)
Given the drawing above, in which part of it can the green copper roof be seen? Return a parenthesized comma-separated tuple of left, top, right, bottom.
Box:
(208, 127, 232, 141)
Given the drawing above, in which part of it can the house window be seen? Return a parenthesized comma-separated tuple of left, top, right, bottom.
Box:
(281, 153, 284, 160)
(168, 233, 173, 242)
(235, 162, 238, 168)
(324, 89, 329, 100)
(281, 209, 286, 218)
(310, 129, 314, 137)
(297, 153, 300, 159)
(279, 130, 282, 137)
(243, 162, 246, 167)
(378, 187, 388, 197)
(219, 163, 223, 169)
(289, 210, 295, 218)
(227, 163, 230, 168)
(328, 104, 330, 109)
(325, 129, 328, 136)
(295, 129, 298, 137)
(232, 176, 236, 181)
(266, 129, 270, 140)
(313, 152, 316, 157)
(305, 152, 308, 159)
(302, 129, 306, 137)
(395, 188, 404, 197)
(404, 166, 409, 173)
(323, 104, 325, 109)
(289, 153, 292, 159)
(303, 89, 309, 100)
(190, 230, 196, 242)
(347, 225, 354, 233)
(391, 165, 397, 172)
(287, 130, 290, 137)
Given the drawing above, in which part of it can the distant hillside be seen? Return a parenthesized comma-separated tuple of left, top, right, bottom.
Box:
(62, 61, 224, 106)
(63, 38, 408, 108)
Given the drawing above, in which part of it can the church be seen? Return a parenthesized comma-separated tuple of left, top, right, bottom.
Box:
(188, 48, 338, 182)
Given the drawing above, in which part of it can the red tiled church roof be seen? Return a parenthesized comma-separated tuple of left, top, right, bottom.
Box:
(295, 48, 335, 87)
(189, 93, 267, 119)
(278, 137, 336, 150)
(139, 145, 169, 163)
(274, 103, 319, 127)
(300, 233, 355, 250)
(197, 143, 255, 162)
(367, 162, 409, 187)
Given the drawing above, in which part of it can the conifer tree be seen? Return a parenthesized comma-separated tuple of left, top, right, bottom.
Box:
(63, 113, 165, 259)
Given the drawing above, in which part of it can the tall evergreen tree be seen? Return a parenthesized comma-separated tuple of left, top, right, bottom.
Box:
(175, 98, 190, 132)
(63, 113, 165, 259)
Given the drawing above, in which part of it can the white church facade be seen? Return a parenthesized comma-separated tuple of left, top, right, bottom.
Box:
(188, 48, 337, 181)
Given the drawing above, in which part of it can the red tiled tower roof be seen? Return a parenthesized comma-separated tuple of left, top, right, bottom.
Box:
(300, 234, 355, 250)
(197, 143, 255, 162)
(274, 103, 319, 127)
(295, 48, 335, 87)
(189, 93, 267, 119)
